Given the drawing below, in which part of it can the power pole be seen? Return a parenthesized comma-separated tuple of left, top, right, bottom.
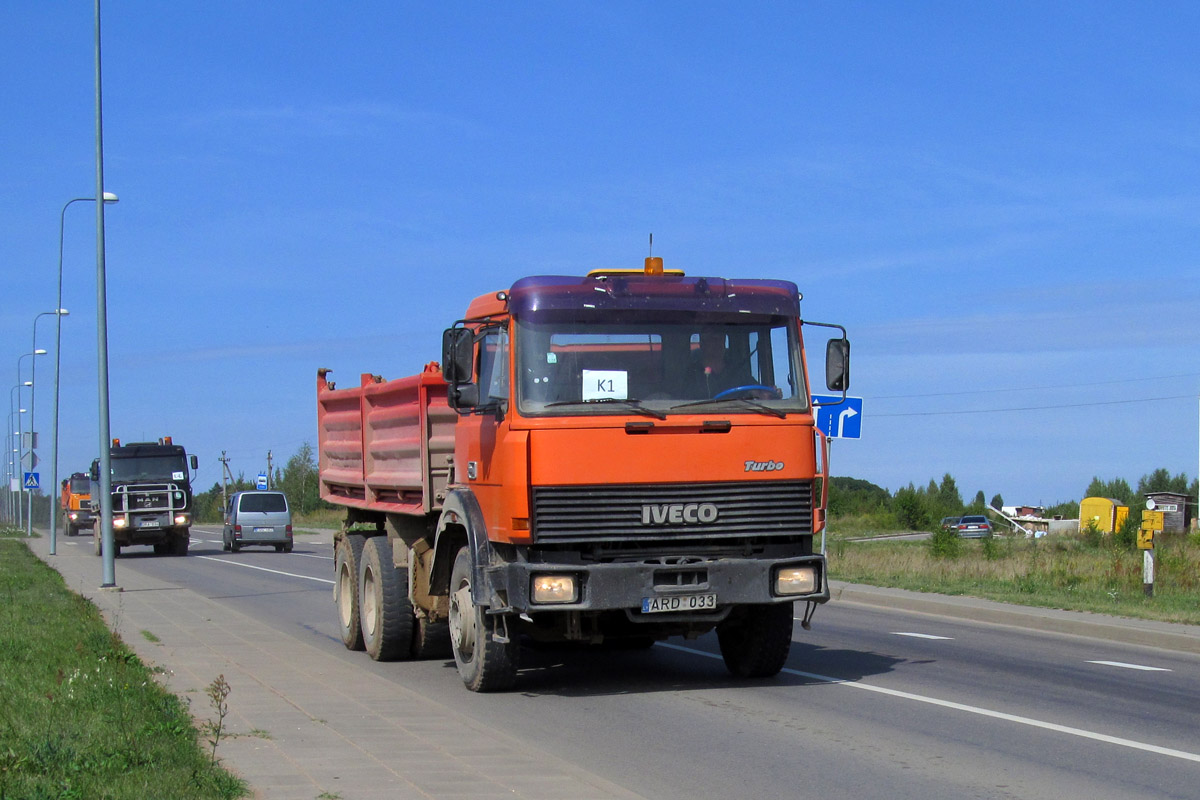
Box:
(267, 450, 273, 489)
(219, 451, 232, 514)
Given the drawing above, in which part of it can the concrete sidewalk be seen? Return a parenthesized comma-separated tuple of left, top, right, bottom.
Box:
(24, 530, 644, 800)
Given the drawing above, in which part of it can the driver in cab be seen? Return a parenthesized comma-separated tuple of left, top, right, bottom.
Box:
(689, 328, 774, 399)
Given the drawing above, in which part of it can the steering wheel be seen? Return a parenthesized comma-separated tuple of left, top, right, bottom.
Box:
(713, 384, 776, 400)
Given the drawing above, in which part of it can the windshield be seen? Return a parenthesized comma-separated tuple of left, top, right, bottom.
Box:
(110, 455, 189, 483)
(515, 313, 808, 417)
(69, 476, 91, 494)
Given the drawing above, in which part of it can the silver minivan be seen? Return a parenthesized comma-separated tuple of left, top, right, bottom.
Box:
(223, 491, 293, 552)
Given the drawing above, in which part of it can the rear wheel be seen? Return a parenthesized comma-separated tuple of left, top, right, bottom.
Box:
(358, 536, 413, 661)
(171, 529, 190, 556)
(448, 546, 518, 692)
(717, 603, 794, 678)
(334, 534, 366, 650)
(411, 616, 452, 660)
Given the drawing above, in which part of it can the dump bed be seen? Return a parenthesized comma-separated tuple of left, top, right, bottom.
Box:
(317, 363, 456, 516)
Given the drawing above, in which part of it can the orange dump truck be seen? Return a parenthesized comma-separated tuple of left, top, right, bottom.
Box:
(60, 471, 94, 536)
(318, 257, 850, 691)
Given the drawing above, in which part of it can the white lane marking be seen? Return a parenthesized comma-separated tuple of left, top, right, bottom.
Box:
(194, 555, 334, 585)
(1087, 660, 1172, 672)
(659, 642, 1200, 763)
(195, 536, 334, 561)
(892, 632, 954, 640)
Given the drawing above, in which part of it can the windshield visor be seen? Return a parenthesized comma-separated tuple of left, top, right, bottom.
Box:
(516, 311, 808, 417)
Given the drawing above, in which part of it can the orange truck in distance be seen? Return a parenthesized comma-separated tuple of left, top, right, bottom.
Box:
(317, 257, 850, 691)
(60, 471, 94, 536)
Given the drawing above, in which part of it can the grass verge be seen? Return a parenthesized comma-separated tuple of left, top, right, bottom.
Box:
(0, 531, 248, 799)
(828, 531, 1200, 625)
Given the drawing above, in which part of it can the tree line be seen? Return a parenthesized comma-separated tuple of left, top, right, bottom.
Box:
(828, 468, 1197, 533)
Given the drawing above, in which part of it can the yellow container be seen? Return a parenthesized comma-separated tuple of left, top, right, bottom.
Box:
(1079, 497, 1129, 533)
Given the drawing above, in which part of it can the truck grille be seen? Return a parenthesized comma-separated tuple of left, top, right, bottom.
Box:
(531, 480, 813, 544)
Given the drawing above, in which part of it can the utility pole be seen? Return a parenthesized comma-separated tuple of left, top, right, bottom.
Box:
(267, 450, 273, 489)
(219, 451, 232, 514)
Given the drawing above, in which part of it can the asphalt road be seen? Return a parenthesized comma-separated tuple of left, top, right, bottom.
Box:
(99, 526, 1200, 799)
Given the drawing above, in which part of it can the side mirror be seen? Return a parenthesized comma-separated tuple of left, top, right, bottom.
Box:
(453, 383, 480, 409)
(189, 454, 199, 470)
(441, 327, 474, 384)
(89, 462, 99, 481)
(825, 338, 850, 392)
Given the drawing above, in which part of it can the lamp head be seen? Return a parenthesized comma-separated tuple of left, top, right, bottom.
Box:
(102, 192, 119, 203)
(34, 349, 46, 355)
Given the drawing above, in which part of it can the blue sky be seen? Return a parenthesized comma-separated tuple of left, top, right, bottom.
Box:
(3, 2, 1198, 510)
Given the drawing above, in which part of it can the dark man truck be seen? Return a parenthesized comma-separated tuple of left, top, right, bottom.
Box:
(318, 256, 850, 691)
(90, 437, 199, 556)
(60, 471, 94, 536)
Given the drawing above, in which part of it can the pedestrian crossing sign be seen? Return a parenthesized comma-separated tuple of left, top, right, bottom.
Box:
(23, 472, 40, 490)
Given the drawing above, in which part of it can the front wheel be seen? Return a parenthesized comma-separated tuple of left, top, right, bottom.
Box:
(171, 528, 190, 556)
(717, 603, 794, 678)
(448, 546, 518, 692)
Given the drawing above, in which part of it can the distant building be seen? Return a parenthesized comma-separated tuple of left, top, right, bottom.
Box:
(1144, 492, 1189, 534)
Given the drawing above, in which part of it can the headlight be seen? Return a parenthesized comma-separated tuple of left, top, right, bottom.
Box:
(113, 517, 128, 529)
(174, 514, 191, 526)
(531, 574, 578, 604)
(775, 565, 818, 595)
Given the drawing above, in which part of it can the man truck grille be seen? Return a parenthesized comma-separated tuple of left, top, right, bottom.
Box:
(531, 480, 813, 543)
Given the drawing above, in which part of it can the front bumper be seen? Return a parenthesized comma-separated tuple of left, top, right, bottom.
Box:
(486, 552, 829, 615)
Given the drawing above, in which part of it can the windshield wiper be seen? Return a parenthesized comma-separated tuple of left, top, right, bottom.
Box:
(544, 397, 667, 419)
(669, 397, 787, 419)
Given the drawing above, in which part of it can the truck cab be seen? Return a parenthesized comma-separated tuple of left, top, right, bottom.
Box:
(91, 437, 199, 556)
(60, 471, 94, 536)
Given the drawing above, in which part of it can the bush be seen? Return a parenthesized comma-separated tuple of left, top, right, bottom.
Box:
(928, 526, 961, 559)
(1113, 514, 1139, 552)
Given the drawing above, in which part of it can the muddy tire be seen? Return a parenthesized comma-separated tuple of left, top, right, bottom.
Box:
(448, 546, 518, 692)
(411, 616, 452, 660)
(717, 603, 794, 678)
(358, 536, 414, 661)
(334, 534, 366, 650)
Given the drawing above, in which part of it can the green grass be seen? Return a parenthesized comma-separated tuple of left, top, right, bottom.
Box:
(0, 533, 248, 799)
(828, 530, 1200, 625)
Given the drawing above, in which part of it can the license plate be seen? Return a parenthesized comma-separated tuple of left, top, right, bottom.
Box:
(641, 593, 717, 613)
(138, 519, 160, 528)
(253, 527, 272, 533)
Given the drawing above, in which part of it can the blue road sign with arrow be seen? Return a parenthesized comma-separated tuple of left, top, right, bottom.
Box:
(811, 395, 863, 439)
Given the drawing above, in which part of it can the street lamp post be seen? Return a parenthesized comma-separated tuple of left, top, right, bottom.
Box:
(28, 314, 63, 536)
(15, 352, 43, 530)
(49, 194, 115, 556)
(95, 0, 118, 588)
(7, 382, 29, 525)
